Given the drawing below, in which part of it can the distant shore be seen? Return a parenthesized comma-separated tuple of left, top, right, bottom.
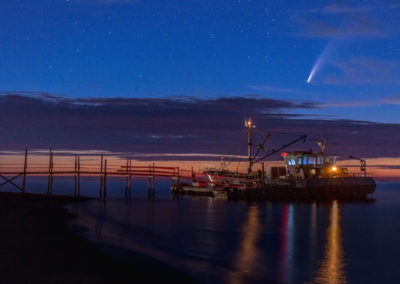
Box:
(0, 192, 197, 283)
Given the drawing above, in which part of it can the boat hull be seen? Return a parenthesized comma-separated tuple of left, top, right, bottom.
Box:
(172, 177, 376, 202)
(229, 177, 376, 202)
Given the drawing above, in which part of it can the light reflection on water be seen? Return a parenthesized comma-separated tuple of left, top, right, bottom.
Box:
(314, 201, 346, 284)
(227, 205, 261, 284)
(66, 182, 400, 283)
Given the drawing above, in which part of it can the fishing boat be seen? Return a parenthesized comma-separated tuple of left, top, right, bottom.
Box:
(171, 119, 376, 201)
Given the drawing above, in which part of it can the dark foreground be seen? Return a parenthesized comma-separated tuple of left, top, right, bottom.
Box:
(0, 192, 196, 283)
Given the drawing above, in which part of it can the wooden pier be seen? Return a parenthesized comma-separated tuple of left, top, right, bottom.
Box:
(0, 148, 188, 200)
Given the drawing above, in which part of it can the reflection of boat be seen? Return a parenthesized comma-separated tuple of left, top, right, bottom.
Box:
(227, 205, 262, 283)
(171, 119, 376, 201)
(313, 201, 346, 284)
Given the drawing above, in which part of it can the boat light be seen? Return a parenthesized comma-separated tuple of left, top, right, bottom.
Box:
(281, 152, 287, 157)
(331, 166, 337, 172)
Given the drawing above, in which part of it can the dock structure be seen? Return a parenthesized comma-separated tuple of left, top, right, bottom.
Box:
(0, 148, 187, 200)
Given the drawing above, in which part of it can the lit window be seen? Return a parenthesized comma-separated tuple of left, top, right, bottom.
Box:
(297, 157, 303, 165)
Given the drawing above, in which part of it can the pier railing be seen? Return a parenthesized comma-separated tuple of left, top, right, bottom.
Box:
(0, 148, 260, 199)
(0, 148, 187, 200)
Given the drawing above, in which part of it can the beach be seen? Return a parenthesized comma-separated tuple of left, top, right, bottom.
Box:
(0, 192, 196, 283)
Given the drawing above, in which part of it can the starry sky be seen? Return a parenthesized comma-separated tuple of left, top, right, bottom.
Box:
(1, 0, 400, 161)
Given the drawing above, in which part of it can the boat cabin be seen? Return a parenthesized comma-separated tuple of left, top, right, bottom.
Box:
(282, 150, 348, 179)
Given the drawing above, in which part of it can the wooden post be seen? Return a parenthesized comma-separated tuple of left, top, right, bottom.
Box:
(77, 156, 81, 197)
(125, 157, 129, 200)
(74, 154, 77, 197)
(51, 150, 54, 195)
(152, 162, 155, 193)
(128, 159, 132, 200)
(47, 148, 53, 196)
(103, 159, 107, 200)
(99, 154, 103, 199)
(22, 147, 28, 194)
(148, 164, 151, 196)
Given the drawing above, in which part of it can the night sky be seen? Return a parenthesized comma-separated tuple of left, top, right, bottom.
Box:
(1, 1, 400, 162)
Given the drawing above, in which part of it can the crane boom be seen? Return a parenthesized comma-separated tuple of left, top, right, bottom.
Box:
(349, 155, 367, 177)
(252, 135, 307, 164)
(252, 132, 270, 162)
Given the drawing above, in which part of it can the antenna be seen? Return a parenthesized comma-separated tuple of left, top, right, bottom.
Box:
(311, 138, 328, 153)
(245, 118, 256, 174)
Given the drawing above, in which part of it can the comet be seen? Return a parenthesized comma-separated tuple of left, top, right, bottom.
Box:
(307, 39, 337, 84)
(307, 68, 316, 84)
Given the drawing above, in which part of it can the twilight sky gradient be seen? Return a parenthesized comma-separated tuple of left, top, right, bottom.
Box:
(1, 0, 400, 161)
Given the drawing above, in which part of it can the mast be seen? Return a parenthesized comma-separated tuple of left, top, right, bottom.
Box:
(245, 118, 255, 174)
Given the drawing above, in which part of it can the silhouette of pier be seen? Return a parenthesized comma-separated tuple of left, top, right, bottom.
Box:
(0, 148, 195, 200)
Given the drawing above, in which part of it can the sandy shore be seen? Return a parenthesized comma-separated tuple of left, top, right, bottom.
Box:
(0, 192, 197, 283)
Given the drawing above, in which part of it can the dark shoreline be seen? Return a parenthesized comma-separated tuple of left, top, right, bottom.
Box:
(0, 192, 197, 283)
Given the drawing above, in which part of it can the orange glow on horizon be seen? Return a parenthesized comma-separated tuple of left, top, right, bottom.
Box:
(0, 151, 399, 179)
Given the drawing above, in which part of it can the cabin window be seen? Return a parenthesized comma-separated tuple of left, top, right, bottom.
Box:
(317, 156, 324, 165)
(297, 157, 303, 165)
(288, 157, 296, 165)
(308, 157, 315, 165)
(303, 156, 308, 164)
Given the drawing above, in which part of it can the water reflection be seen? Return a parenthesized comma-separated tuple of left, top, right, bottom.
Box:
(228, 205, 261, 284)
(95, 201, 106, 239)
(67, 184, 400, 284)
(278, 204, 295, 283)
(308, 202, 318, 275)
(314, 201, 346, 284)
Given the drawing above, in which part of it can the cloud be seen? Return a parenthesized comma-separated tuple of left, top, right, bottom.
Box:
(324, 57, 400, 85)
(0, 92, 315, 110)
(291, 3, 398, 39)
(0, 92, 400, 159)
(294, 16, 385, 39)
(315, 96, 400, 108)
(381, 97, 400, 105)
(248, 85, 312, 96)
(318, 100, 379, 108)
(309, 3, 399, 14)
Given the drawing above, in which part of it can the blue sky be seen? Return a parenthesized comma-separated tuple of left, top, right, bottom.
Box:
(1, 1, 399, 107)
(1, 0, 400, 154)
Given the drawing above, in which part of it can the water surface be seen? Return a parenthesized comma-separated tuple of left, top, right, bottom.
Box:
(66, 181, 399, 283)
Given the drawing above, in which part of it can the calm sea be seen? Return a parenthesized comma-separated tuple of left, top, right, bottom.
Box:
(16, 178, 398, 283)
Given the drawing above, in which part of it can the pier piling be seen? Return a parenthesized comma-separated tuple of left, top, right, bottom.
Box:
(0, 148, 182, 200)
(74, 155, 77, 197)
(103, 159, 107, 200)
(99, 154, 103, 199)
(77, 156, 81, 197)
(128, 159, 132, 200)
(47, 148, 54, 196)
(22, 147, 28, 194)
(125, 157, 129, 200)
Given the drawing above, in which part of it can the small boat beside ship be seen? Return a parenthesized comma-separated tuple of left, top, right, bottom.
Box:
(171, 119, 376, 201)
